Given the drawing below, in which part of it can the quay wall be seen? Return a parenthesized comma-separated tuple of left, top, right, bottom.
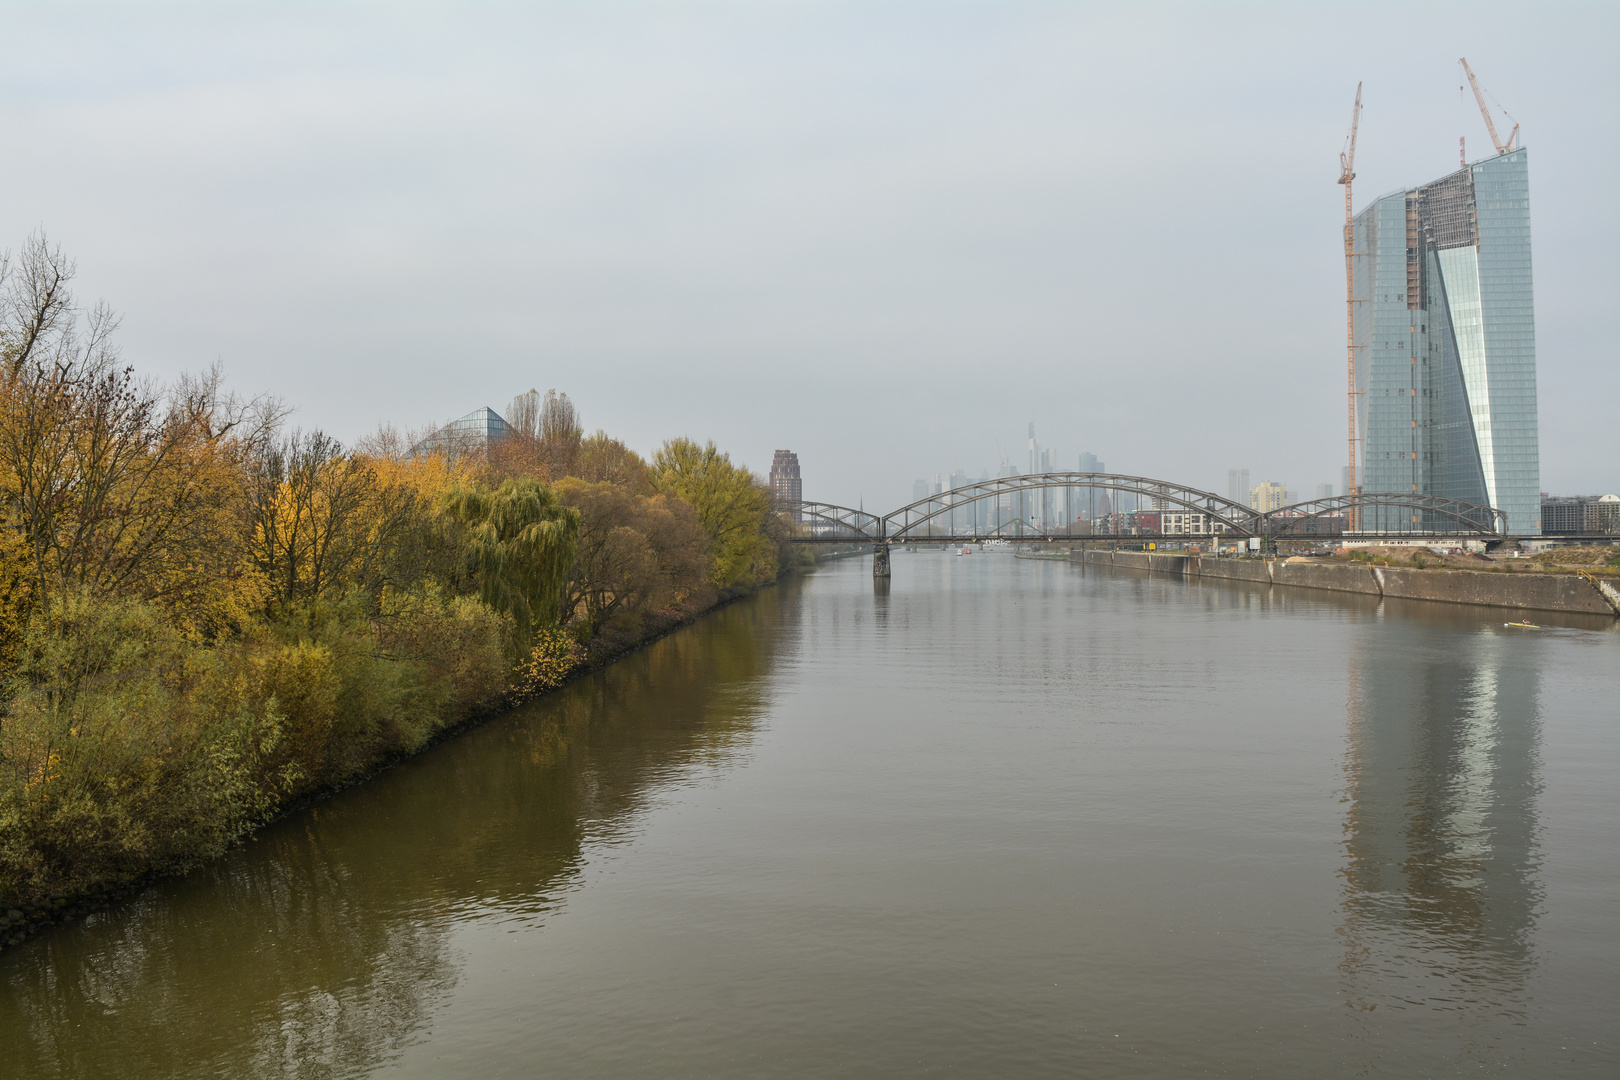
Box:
(1071, 549, 1618, 617)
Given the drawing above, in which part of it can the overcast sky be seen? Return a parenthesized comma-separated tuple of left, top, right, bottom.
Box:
(3, 1, 1615, 510)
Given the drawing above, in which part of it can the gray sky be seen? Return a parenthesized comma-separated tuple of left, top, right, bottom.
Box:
(3, 2, 1616, 511)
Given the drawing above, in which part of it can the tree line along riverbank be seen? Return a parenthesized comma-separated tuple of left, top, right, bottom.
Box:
(0, 235, 809, 931)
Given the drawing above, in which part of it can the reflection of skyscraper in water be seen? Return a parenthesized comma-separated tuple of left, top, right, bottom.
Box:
(1338, 625, 1541, 1053)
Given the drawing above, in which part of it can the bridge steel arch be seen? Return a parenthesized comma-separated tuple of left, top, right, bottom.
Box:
(881, 472, 1260, 540)
(795, 501, 885, 541)
(1263, 493, 1506, 537)
(780, 473, 1507, 562)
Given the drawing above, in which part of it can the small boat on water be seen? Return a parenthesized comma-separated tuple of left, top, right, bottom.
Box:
(1503, 621, 1540, 629)
(959, 546, 972, 556)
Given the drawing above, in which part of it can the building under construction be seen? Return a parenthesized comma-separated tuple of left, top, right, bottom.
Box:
(1348, 67, 1540, 535)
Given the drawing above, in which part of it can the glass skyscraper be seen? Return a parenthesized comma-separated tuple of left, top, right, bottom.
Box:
(1353, 149, 1539, 534)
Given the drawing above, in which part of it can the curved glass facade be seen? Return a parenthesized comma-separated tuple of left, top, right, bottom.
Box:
(412, 406, 509, 457)
(1353, 150, 1539, 534)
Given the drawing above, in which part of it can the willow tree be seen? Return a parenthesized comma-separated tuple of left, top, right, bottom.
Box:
(443, 478, 578, 646)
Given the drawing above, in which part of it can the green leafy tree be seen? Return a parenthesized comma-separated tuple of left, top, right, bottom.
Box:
(442, 478, 578, 647)
(651, 438, 775, 589)
(574, 431, 653, 491)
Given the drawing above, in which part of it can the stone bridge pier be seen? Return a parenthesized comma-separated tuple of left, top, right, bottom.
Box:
(872, 544, 891, 578)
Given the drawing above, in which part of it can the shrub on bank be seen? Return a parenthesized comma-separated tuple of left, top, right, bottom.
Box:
(509, 627, 586, 704)
(245, 591, 512, 795)
(0, 593, 286, 901)
(0, 589, 515, 907)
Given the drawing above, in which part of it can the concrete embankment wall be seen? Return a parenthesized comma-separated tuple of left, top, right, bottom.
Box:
(1071, 549, 1618, 617)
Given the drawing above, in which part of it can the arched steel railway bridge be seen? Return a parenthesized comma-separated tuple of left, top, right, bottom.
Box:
(780, 472, 1507, 577)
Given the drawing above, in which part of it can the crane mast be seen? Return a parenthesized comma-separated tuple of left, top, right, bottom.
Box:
(1338, 83, 1363, 522)
(1459, 57, 1519, 155)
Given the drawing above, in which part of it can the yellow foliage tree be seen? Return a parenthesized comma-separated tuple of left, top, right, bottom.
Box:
(652, 438, 777, 589)
(554, 478, 709, 636)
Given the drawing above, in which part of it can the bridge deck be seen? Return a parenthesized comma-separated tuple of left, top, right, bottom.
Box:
(791, 533, 1512, 545)
(785, 474, 1509, 546)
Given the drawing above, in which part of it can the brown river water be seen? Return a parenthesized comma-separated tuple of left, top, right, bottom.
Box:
(1, 552, 1616, 1077)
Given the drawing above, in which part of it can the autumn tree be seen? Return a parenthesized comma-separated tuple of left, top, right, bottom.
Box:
(442, 478, 579, 647)
(487, 388, 584, 483)
(484, 390, 546, 481)
(651, 438, 777, 589)
(575, 431, 653, 491)
(505, 389, 541, 441)
(0, 236, 279, 634)
(538, 390, 583, 478)
(554, 479, 708, 639)
(0, 509, 30, 672)
(248, 433, 377, 610)
(243, 429, 474, 620)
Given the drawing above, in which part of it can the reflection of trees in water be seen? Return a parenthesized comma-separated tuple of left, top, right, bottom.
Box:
(0, 584, 797, 1079)
(1337, 612, 1542, 1069)
(0, 823, 460, 1080)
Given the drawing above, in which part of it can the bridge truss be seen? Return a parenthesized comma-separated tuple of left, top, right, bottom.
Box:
(786, 473, 1506, 559)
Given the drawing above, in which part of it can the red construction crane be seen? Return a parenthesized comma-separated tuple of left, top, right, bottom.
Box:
(1337, 83, 1363, 520)
(1459, 58, 1519, 155)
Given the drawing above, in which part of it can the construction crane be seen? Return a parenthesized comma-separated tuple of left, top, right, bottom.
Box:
(1459, 57, 1519, 155)
(1337, 83, 1363, 521)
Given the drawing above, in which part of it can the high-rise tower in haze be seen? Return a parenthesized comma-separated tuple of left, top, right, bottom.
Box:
(1227, 468, 1249, 505)
(770, 450, 802, 522)
(1353, 148, 1539, 533)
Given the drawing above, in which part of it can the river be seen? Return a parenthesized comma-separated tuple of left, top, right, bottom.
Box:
(2, 551, 1616, 1077)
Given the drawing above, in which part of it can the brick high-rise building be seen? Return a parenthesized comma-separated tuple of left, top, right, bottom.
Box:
(770, 450, 802, 522)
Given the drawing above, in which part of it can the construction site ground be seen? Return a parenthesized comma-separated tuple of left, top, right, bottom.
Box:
(1310, 545, 1620, 576)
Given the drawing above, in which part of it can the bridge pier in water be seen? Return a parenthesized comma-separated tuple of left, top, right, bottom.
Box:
(872, 544, 891, 578)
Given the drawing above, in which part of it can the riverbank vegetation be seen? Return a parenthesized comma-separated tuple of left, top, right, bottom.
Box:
(0, 235, 800, 911)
